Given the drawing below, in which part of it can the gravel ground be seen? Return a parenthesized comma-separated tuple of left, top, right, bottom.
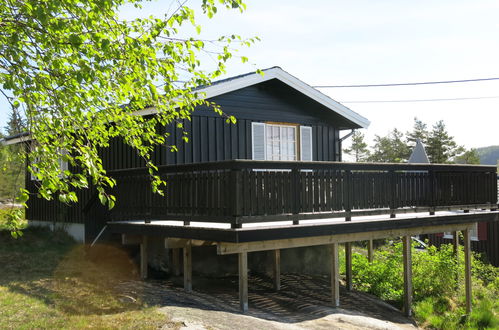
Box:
(117, 273, 418, 330)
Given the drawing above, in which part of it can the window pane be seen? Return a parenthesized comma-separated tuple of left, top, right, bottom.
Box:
(263, 124, 297, 161)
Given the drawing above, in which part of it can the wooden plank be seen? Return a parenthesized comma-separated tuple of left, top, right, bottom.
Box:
(217, 223, 475, 255)
(183, 240, 192, 292)
(463, 229, 472, 314)
(345, 242, 352, 291)
(368, 239, 374, 263)
(402, 235, 412, 317)
(140, 236, 148, 279)
(239, 251, 249, 312)
(272, 250, 281, 291)
(330, 243, 340, 307)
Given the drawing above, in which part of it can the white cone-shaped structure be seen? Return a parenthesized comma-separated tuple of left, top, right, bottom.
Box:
(408, 139, 429, 163)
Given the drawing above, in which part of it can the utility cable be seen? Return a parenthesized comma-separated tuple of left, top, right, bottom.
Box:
(341, 96, 499, 103)
(313, 77, 499, 88)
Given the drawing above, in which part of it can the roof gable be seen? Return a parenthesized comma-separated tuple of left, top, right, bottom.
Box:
(136, 67, 370, 129)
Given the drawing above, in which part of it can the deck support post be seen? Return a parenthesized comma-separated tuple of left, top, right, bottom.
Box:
(183, 240, 192, 292)
(272, 249, 281, 291)
(463, 229, 472, 314)
(172, 248, 181, 276)
(345, 242, 352, 291)
(402, 235, 412, 317)
(140, 236, 148, 279)
(330, 243, 340, 307)
(238, 251, 249, 313)
(452, 231, 459, 257)
(367, 239, 374, 263)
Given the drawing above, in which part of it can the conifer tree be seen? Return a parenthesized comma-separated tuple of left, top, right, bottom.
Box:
(426, 120, 464, 163)
(406, 117, 429, 148)
(344, 131, 370, 162)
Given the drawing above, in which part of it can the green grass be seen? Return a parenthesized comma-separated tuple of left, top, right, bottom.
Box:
(0, 222, 179, 329)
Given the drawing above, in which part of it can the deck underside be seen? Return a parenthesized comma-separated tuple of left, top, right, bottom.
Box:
(107, 210, 499, 245)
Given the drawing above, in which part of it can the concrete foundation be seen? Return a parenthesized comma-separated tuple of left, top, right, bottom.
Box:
(28, 220, 85, 243)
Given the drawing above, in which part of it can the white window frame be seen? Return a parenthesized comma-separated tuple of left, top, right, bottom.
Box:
(252, 122, 312, 162)
(265, 123, 298, 161)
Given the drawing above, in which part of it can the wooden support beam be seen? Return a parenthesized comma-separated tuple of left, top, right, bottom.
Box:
(368, 239, 374, 263)
(402, 235, 412, 317)
(183, 240, 192, 292)
(217, 223, 474, 255)
(345, 242, 352, 291)
(272, 250, 281, 291)
(330, 243, 340, 307)
(165, 238, 214, 249)
(171, 248, 181, 276)
(140, 236, 148, 279)
(463, 229, 472, 314)
(452, 231, 459, 258)
(238, 251, 249, 313)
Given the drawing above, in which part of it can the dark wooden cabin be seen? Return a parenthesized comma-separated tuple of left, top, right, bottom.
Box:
(5, 66, 498, 314)
(23, 67, 370, 241)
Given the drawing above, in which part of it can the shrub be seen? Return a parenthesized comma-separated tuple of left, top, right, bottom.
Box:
(351, 241, 499, 329)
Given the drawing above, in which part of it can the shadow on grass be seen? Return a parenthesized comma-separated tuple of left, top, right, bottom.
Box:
(0, 227, 147, 316)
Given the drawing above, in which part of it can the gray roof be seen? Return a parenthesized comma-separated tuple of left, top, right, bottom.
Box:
(408, 139, 430, 164)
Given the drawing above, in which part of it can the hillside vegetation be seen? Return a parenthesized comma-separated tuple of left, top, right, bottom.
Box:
(476, 145, 499, 165)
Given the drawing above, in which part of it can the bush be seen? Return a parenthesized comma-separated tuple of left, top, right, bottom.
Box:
(351, 241, 499, 329)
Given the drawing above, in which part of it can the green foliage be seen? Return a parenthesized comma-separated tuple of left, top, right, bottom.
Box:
(0, 0, 257, 236)
(426, 120, 464, 163)
(454, 148, 481, 164)
(368, 129, 410, 163)
(343, 130, 370, 162)
(406, 117, 429, 148)
(351, 242, 499, 329)
(0, 143, 25, 200)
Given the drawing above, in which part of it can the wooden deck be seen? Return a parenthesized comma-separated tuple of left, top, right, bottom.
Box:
(109, 209, 499, 315)
(107, 160, 498, 227)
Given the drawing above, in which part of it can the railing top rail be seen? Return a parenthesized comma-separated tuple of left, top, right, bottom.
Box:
(107, 159, 497, 177)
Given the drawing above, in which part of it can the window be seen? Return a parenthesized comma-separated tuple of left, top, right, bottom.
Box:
(30, 148, 69, 181)
(266, 124, 297, 161)
(444, 223, 478, 241)
(252, 122, 312, 161)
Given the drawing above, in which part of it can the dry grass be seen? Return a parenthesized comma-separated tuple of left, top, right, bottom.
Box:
(0, 225, 180, 329)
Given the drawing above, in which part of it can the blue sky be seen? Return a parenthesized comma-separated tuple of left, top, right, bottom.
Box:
(2, 0, 498, 151)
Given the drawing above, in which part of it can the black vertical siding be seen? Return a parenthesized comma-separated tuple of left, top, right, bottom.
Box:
(27, 81, 347, 224)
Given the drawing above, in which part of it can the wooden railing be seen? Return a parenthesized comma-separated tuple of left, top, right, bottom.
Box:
(108, 160, 498, 227)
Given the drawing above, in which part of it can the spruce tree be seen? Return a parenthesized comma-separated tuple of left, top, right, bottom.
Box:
(344, 131, 370, 162)
(406, 117, 429, 148)
(4, 108, 26, 136)
(426, 120, 464, 163)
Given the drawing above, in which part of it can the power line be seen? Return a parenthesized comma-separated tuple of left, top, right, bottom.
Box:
(341, 96, 499, 104)
(313, 77, 499, 88)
